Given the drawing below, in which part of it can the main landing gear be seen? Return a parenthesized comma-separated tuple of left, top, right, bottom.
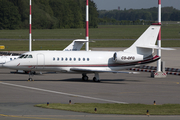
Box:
(82, 73, 100, 82)
(82, 74, 89, 81)
(93, 72, 100, 82)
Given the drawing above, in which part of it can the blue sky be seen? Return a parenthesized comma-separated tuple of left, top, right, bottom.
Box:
(92, 0, 180, 10)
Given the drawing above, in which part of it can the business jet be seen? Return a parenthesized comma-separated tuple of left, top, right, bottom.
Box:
(3, 25, 173, 82)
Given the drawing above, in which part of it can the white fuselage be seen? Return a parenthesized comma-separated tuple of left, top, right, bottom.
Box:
(3, 50, 152, 73)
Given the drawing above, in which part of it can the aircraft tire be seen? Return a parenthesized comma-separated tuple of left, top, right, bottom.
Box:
(28, 78, 33, 81)
(93, 77, 100, 82)
(82, 76, 88, 81)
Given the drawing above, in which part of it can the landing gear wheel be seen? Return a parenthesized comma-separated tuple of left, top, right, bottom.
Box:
(93, 77, 100, 82)
(28, 71, 34, 81)
(93, 72, 100, 82)
(82, 76, 88, 81)
(93, 77, 96, 82)
(28, 78, 34, 81)
(82, 74, 88, 81)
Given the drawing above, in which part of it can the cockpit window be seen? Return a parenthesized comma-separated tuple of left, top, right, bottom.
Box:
(27, 55, 33, 58)
(19, 55, 25, 58)
(24, 55, 28, 58)
(18, 54, 33, 59)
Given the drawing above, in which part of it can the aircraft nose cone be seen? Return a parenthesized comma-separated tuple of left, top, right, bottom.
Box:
(2, 63, 8, 68)
(3, 62, 14, 69)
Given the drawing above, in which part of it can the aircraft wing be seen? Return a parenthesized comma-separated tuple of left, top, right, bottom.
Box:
(70, 68, 139, 74)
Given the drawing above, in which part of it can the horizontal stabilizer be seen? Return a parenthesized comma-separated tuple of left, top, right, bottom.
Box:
(137, 45, 175, 50)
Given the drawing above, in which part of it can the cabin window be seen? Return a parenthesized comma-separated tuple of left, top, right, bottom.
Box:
(65, 58, 68, 61)
(10, 58, 12, 61)
(57, 57, 59, 61)
(78, 58, 81, 61)
(83, 58, 85, 61)
(74, 58, 76, 61)
(87, 58, 89, 61)
(69, 58, 72, 61)
(61, 58, 64, 61)
(53, 57, 55, 61)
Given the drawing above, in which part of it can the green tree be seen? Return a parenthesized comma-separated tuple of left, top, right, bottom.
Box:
(49, 0, 67, 28)
(170, 11, 180, 21)
(0, 0, 20, 29)
(0, 0, 99, 29)
(34, 0, 54, 16)
(8, 0, 29, 28)
(32, 4, 57, 29)
(68, 0, 83, 28)
(98, 7, 180, 22)
(89, 0, 98, 28)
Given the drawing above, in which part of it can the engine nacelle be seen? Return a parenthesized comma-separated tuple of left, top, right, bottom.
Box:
(113, 52, 143, 63)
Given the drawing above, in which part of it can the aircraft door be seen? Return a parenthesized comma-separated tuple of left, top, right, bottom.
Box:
(37, 54, 45, 69)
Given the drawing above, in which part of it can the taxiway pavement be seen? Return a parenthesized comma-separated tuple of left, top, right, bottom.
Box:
(0, 68, 180, 120)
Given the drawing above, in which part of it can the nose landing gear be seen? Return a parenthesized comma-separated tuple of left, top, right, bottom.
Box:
(28, 71, 35, 81)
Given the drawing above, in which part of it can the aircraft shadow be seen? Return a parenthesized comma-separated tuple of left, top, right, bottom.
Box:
(0, 78, 141, 84)
(60, 78, 141, 84)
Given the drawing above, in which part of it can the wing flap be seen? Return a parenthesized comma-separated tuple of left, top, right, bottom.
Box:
(70, 68, 139, 74)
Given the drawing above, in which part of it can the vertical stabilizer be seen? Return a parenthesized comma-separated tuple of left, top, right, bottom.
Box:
(124, 25, 160, 57)
(63, 39, 87, 51)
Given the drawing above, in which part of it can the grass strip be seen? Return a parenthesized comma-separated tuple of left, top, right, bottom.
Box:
(0, 40, 180, 51)
(35, 103, 180, 115)
(0, 25, 179, 39)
